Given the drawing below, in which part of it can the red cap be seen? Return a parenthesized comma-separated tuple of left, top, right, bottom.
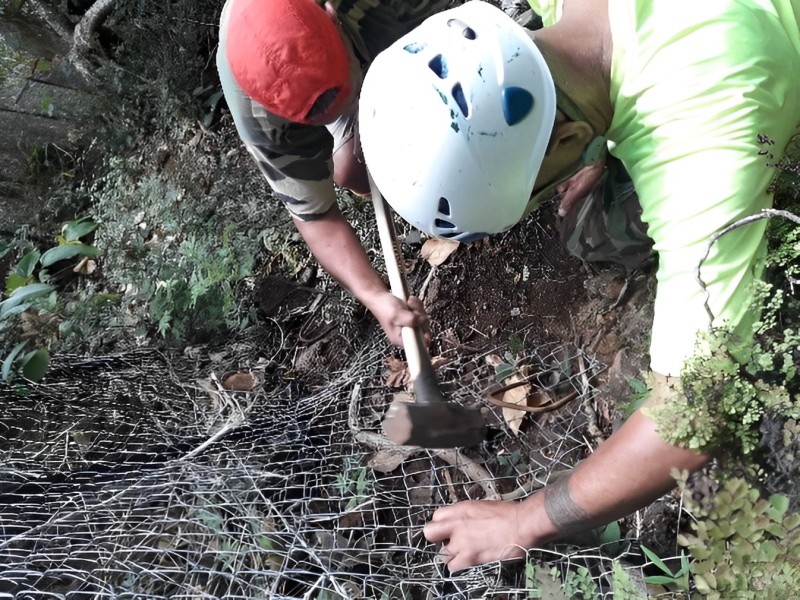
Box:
(226, 0, 352, 124)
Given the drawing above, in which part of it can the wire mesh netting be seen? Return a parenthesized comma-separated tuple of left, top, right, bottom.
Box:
(0, 331, 633, 599)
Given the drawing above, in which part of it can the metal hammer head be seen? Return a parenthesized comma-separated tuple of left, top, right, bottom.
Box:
(382, 399, 486, 448)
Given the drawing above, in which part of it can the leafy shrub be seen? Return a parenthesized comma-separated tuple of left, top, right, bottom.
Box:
(676, 474, 800, 598)
(89, 158, 263, 342)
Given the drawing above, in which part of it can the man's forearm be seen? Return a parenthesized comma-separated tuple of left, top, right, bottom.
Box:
(293, 205, 388, 305)
(530, 409, 710, 543)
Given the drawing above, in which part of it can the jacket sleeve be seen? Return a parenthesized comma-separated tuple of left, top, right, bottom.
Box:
(216, 5, 338, 220)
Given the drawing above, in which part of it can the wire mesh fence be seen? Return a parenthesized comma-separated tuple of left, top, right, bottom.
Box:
(0, 332, 635, 599)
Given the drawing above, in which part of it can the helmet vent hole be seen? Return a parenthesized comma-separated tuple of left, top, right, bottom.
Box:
(403, 42, 426, 54)
(435, 218, 456, 230)
(446, 18, 477, 40)
(501, 87, 535, 126)
(438, 197, 451, 216)
(428, 54, 448, 79)
(452, 83, 469, 117)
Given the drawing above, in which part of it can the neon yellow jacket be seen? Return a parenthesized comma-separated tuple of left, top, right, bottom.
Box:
(529, 0, 800, 376)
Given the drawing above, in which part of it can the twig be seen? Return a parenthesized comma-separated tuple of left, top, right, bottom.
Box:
(499, 478, 544, 502)
(484, 387, 579, 414)
(577, 351, 604, 444)
(177, 419, 242, 462)
(72, 0, 116, 57)
(697, 208, 800, 321)
(432, 449, 501, 500)
(441, 468, 459, 504)
(418, 264, 437, 302)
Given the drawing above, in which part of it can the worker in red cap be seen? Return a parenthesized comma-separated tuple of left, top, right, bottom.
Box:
(217, 0, 452, 345)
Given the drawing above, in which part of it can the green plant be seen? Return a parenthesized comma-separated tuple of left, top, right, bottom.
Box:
(497, 448, 525, 476)
(622, 377, 651, 419)
(649, 212, 799, 459)
(335, 456, 374, 511)
(90, 159, 269, 343)
(562, 565, 601, 599)
(640, 545, 690, 592)
(1, 218, 101, 382)
(676, 476, 800, 597)
(611, 561, 646, 599)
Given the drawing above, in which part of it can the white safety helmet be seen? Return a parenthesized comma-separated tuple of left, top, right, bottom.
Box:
(359, 0, 556, 243)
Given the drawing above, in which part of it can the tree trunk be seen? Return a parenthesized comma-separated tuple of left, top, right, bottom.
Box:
(0, 13, 98, 237)
(72, 0, 117, 57)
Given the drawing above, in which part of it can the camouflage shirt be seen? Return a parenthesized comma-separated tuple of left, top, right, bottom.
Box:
(217, 0, 454, 220)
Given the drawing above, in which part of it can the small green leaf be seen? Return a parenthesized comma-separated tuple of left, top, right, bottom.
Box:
(767, 494, 790, 521)
(1, 301, 33, 319)
(599, 520, 622, 547)
(21, 348, 49, 382)
(2, 341, 28, 381)
(753, 540, 780, 562)
(256, 535, 274, 551)
(494, 362, 516, 382)
(16, 249, 41, 278)
(62, 218, 98, 242)
(5, 273, 32, 295)
(694, 574, 712, 594)
(34, 59, 52, 73)
(644, 575, 678, 585)
(0, 283, 54, 316)
(40, 242, 100, 267)
(641, 545, 675, 577)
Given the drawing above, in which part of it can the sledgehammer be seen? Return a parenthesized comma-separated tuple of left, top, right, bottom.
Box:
(369, 173, 486, 448)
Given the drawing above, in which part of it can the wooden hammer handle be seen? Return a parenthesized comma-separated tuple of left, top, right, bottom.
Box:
(369, 174, 442, 405)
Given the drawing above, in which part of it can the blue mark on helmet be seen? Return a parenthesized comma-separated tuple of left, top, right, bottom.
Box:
(429, 54, 448, 79)
(452, 83, 469, 118)
(404, 42, 426, 54)
(501, 87, 534, 126)
(449, 109, 460, 132)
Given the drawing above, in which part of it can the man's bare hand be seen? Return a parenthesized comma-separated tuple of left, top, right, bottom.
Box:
(368, 292, 429, 347)
(423, 499, 540, 573)
(556, 160, 606, 217)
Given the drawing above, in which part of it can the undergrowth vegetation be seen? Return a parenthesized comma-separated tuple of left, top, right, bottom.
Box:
(1, 1, 799, 597)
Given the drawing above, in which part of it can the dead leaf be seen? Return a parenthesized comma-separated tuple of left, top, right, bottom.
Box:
(73, 256, 97, 275)
(385, 356, 410, 388)
(493, 367, 553, 435)
(420, 238, 459, 266)
(367, 446, 418, 473)
(429, 355, 450, 370)
(222, 371, 257, 391)
(498, 373, 530, 436)
(485, 354, 505, 368)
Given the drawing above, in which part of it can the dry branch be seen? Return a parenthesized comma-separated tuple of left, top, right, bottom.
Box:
(72, 0, 117, 57)
(697, 208, 800, 321)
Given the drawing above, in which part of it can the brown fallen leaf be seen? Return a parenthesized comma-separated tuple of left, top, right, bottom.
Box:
(429, 354, 450, 370)
(222, 371, 257, 391)
(73, 256, 97, 275)
(493, 366, 553, 435)
(384, 356, 410, 389)
(420, 238, 459, 266)
(498, 373, 530, 435)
